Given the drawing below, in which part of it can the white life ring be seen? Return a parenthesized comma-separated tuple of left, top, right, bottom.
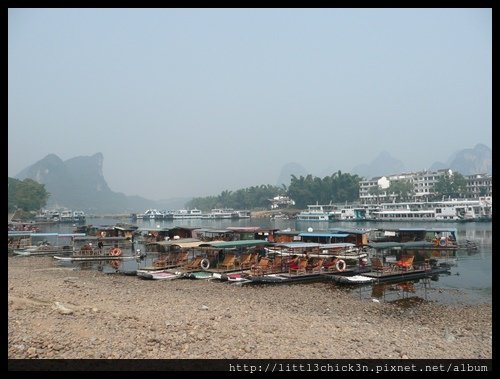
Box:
(439, 238, 446, 247)
(200, 258, 210, 270)
(335, 259, 346, 272)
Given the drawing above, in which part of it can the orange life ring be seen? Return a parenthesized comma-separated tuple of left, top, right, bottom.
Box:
(109, 247, 122, 257)
(110, 260, 121, 269)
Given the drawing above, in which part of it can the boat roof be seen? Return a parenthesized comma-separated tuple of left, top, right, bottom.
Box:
(329, 228, 371, 235)
(225, 226, 262, 232)
(199, 240, 271, 248)
(195, 228, 233, 234)
(169, 226, 202, 231)
(272, 242, 322, 249)
(146, 238, 202, 247)
(170, 241, 204, 249)
(381, 227, 457, 233)
(136, 227, 170, 232)
(274, 230, 301, 236)
(368, 241, 433, 249)
(8, 232, 86, 238)
(114, 224, 139, 231)
(299, 232, 350, 238)
(319, 243, 356, 248)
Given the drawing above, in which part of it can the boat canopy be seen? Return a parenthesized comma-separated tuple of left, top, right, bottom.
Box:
(425, 227, 458, 233)
(319, 243, 356, 249)
(368, 241, 433, 249)
(299, 232, 349, 238)
(329, 228, 371, 235)
(272, 242, 322, 249)
(274, 230, 301, 236)
(146, 238, 201, 247)
(114, 225, 139, 231)
(225, 226, 262, 232)
(136, 227, 170, 232)
(199, 240, 271, 248)
(195, 228, 233, 234)
(8, 232, 86, 238)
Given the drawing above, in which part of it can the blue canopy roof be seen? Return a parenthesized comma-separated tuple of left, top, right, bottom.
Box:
(329, 228, 370, 235)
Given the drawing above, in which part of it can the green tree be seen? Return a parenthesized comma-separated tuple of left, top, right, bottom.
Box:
(388, 180, 413, 202)
(288, 171, 360, 208)
(368, 185, 382, 204)
(9, 178, 50, 212)
(433, 172, 467, 199)
(186, 184, 285, 210)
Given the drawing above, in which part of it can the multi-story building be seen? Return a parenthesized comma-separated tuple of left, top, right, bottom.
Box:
(412, 169, 451, 200)
(465, 174, 492, 198)
(358, 169, 489, 203)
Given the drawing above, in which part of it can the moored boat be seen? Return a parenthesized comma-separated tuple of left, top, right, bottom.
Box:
(328, 265, 452, 285)
(136, 269, 183, 280)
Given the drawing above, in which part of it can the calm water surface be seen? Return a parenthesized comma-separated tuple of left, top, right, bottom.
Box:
(45, 218, 492, 305)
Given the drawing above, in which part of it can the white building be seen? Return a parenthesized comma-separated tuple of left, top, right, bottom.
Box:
(360, 169, 452, 203)
(269, 196, 295, 209)
(465, 174, 492, 198)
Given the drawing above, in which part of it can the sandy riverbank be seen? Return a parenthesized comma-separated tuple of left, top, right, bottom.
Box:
(8, 256, 491, 360)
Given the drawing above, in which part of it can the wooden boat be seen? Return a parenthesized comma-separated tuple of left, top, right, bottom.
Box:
(328, 265, 452, 285)
(8, 232, 85, 255)
(241, 265, 371, 285)
(212, 271, 251, 282)
(368, 227, 463, 250)
(183, 271, 214, 280)
(13, 244, 73, 256)
(136, 269, 183, 280)
(53, 254, 142, 262)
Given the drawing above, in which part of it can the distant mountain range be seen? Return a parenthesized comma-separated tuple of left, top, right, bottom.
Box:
(14, 144, 491, 214)
(14, 153, 183, 214)
(277, 144, 492, 186)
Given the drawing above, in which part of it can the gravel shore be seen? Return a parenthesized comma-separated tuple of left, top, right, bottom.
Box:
(8, 256, 491, 360)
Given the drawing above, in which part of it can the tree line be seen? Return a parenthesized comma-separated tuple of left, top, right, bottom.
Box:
(186, 171, 362, 211)
(8, 171, 471, 217)
(187, 171, 470, 211)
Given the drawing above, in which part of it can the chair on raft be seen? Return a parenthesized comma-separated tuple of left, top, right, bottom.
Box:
(289, 257, 308, 275)
(174, 251, 189, 266)
(268, 255, 283, 273)
(184, 256, 203, 270)
(308, 258, 324, 274)
(218, 254, 237, 270)
(250, 257, 270, 276)
(392, 255, 414, 271)
(322, 257, 339, 271)
(370, 257, 393, 274)
(238, 252, 254, 269)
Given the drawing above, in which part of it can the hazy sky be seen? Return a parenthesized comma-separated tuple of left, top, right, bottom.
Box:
(8, 8, 492, 200)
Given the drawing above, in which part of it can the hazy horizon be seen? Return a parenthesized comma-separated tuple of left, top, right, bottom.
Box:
(8, 8, 492, 200)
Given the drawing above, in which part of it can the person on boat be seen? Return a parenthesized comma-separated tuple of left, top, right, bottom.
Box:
(288, 256, 300, 270)
(97, 241, 104, 251)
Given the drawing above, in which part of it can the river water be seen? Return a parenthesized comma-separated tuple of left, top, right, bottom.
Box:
(44, 218, 492, 305)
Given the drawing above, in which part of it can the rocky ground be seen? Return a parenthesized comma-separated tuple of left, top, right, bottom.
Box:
(8, 256, 491, 360)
